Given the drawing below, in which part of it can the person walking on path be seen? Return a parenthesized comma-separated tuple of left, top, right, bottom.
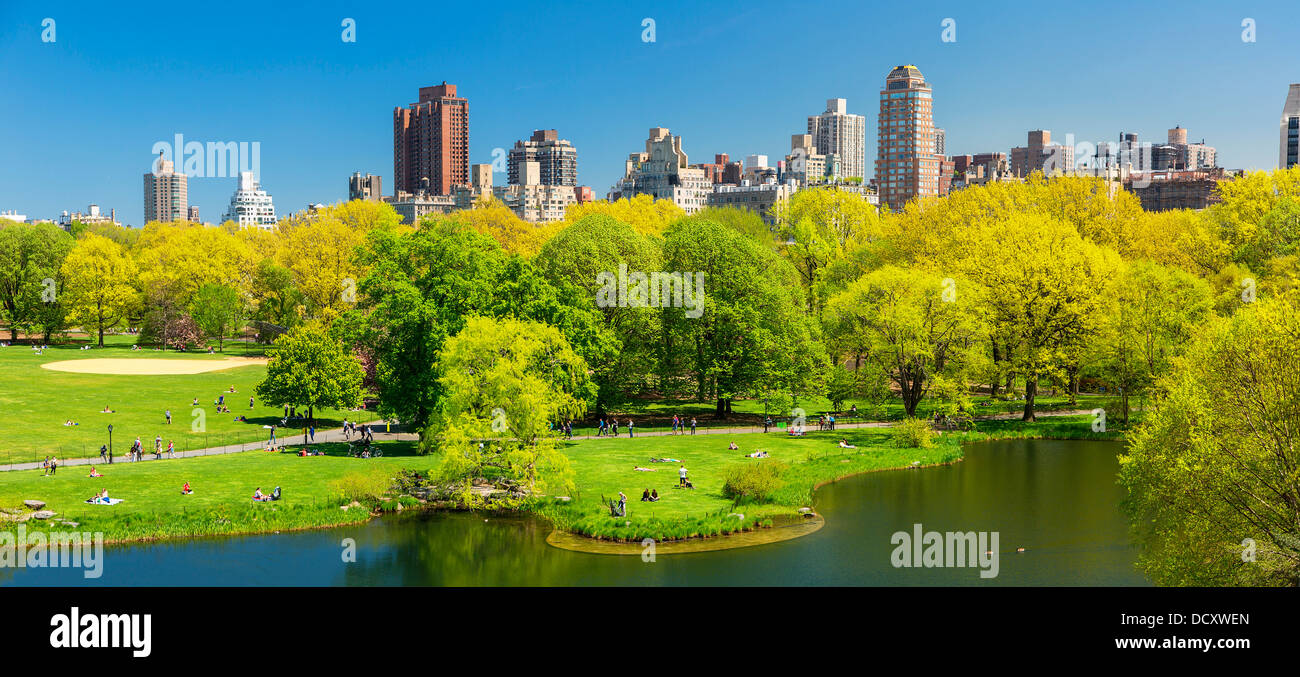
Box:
(672, 414, 680, 434)
(154, 435, 162, 460)
(49, 456, 58, 475)
(99, 445, 108, 462)
(41, 456, 50, 476)
(309, 424, 315, 442)
(627, 418, 635, 438)
(764, 416, 772, 433)
(268, 424, 277, 446)
(611, 419, 619, 437)
(690, 417, 697, 435)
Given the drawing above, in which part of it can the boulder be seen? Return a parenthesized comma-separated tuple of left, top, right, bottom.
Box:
(797, 507, 812, 514)
(23, 500, 46, 510)
(32, 510, 56, 520)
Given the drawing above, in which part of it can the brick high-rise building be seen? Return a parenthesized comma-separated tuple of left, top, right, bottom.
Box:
(508, 129, 577, 186)
(876, 65, 940, 209)
(144, 151, 188, 224)
(393, 82, 469, 196)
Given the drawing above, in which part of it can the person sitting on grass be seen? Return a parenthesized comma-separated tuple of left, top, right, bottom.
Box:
(650, 489, 660, 502)
(181, 482, 192, 495)
(728, 442, 739, 450)
(253, 487, 270, 502)
(100, 405, 115, 413)
(838, 439, 857, 449)
(88, 467, 102, 478)
(641, 488, 652, 502)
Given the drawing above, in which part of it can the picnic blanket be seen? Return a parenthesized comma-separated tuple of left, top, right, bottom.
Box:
(84, 497, 123, 505)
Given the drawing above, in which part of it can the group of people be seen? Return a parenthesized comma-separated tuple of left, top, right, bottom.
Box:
(817, 414, 837, 431)
(41, 455, 59, 476)
(342, 419, 373, 443)
(595, 418, 637, 437)
(670, 415, 698, 435)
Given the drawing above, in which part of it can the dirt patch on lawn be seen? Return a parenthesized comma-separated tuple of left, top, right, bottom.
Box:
(41, 357, 267, 375)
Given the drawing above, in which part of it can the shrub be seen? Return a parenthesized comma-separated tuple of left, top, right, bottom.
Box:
(329, 469, 392, 503)
(892, 417, 935, 448)
(721, 461, 787, 502)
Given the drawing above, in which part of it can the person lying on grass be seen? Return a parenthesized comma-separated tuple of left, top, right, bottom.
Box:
(747, 450, 769, 458)
(633, 466, 656, 472)
(838, 439, 857, 449)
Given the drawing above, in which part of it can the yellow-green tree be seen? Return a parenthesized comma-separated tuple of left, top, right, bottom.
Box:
(61, 234, 139, 346)
(561, 194, 685, 238)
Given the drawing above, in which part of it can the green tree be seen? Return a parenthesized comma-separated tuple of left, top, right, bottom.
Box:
(1119, 293, 1300, 586)
(61, 234, 139, 346)
(424, 316, 589, 502)
(191, 283, 245, 351)
(1095, 260, 1214, 423)
(255, 325, 365, 421)
(824, 265, 982, 417)
(0, 221, 74, 342)
(661, 216, 826, 416)
(535, 213, 662, 415)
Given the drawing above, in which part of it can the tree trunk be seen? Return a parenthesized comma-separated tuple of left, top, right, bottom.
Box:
(715, 397, 728, 417)
(989, 342, 1001, 398)
(1022, 376, 1038, 422)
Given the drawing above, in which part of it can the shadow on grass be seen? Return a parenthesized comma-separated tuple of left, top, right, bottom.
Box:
(272, 441, 423, 458)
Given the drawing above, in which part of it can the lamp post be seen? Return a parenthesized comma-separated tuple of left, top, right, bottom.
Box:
(107, 424, 113, 464)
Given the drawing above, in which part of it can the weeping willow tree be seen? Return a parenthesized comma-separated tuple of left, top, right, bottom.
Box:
(422, 315, 592, 506)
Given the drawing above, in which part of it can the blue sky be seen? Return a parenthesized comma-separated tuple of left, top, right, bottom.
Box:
(1, 0, 1297, 226)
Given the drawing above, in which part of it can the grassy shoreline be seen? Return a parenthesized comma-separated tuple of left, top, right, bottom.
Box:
(0, 414, 1129, 547)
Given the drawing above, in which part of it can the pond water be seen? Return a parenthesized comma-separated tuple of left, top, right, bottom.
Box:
(1, 439, 1147, 586)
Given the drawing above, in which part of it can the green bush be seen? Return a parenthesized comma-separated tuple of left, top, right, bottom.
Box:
(721, 461, 787, 502)
(892, 417, 935, 448)
(329, 469, 392, 503)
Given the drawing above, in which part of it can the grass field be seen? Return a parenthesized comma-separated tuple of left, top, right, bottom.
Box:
(0, 441, 428, 542)
(0, 335, 366, 465)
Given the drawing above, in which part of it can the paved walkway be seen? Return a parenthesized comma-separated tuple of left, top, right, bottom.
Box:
(0, 420, 404, 473)
(0, 408, 1097, 473)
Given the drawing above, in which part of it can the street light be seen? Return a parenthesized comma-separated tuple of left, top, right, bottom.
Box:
(107, 424, 114, 464)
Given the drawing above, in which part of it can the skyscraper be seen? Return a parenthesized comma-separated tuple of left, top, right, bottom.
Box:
(508, 130, 577, 186)
(808, 99, 865, 180)
(393, 82, 469, 196)
(221, 171, 277, 230)
(1281, 84, 1300, 169)
(876, 65, 939, 209)
(143, 151, 188, 224)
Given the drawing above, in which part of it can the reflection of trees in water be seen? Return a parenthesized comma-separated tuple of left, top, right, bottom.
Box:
(341, 512, 581, 586)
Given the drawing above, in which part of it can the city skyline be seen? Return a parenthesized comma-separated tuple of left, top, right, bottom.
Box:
(2, 0, 1298, 225)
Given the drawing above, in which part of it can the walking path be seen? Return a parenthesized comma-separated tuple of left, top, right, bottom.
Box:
(0, 408, 1097, 473)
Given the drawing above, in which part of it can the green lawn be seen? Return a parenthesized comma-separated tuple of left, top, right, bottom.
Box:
(0, 335, 367, 465)
(0, 441, 429, 542)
